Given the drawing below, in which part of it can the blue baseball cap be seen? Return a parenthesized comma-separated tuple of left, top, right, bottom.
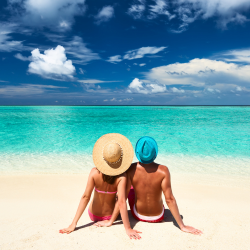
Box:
(135, 136, 158, 164)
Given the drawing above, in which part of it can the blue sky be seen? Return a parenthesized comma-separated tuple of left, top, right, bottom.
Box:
(0, 0, 250, 105)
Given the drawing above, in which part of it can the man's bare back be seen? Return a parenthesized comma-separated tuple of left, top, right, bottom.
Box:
(126, 162, 167, 216)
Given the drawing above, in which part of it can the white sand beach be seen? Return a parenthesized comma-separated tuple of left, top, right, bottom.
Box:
(0, 174, 250, 250)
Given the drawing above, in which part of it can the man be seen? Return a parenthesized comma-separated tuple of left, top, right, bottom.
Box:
(126, 136, 202, 235)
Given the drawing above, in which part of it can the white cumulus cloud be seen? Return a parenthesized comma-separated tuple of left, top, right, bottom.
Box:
(146, 58, 250, 92)
(95, 6, 114, 24)
(147, 58, 250, 85)
(28, 45, 75, 80)
(127, 78, 167, 94)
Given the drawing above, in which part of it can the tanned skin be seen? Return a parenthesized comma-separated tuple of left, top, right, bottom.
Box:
(96, 162, 203, 236)
(59, 168, 141, 239)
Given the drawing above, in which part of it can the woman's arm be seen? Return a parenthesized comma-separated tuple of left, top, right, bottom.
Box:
(59, 168, 95, 234)
(116, 175, 141, 239)
(161, 167, 203, 235)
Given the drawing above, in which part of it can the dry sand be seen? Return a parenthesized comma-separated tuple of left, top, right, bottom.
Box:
(0, 174, 250, 250)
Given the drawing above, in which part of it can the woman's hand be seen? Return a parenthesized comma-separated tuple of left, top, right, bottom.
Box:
(126, 228, 142, 240)
(181, 225, 203, 235)
(94, 220, 112, 227)
(59, 223, 76, 234)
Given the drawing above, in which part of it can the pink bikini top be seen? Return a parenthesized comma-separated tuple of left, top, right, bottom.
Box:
(95, 187, 117, 194)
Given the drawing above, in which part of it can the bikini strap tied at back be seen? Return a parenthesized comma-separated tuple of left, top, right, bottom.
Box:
(95, 187, 117, 194)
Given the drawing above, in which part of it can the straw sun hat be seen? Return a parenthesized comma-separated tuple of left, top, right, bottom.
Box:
(93, 133, 134, 176)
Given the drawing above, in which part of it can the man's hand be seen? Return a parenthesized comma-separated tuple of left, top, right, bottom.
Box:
(181, 225, 203, 235)
(59, 223, 76, 234)
(94, 220, 112, 227)
(126, 228, 142, 240)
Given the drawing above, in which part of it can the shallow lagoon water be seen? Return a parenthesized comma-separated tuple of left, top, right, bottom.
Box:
(0, 106, 249, 176)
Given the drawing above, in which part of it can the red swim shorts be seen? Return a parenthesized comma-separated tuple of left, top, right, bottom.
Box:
(128, 187, 164, 223)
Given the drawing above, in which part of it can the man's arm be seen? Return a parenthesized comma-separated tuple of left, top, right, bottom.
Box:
(161, 167, 203, 235)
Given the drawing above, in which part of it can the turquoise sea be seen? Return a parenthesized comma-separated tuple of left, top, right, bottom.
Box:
(0, 106, 249, 176)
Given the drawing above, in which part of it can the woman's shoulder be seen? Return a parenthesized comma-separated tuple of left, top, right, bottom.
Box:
(89, 167, 101, 177)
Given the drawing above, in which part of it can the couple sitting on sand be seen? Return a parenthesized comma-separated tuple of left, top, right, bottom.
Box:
(60, 133, 202, 239)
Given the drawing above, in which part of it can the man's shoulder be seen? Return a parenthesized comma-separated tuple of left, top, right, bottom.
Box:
(156, 163, 170, 176)
(126, 162, 138, 175)
(127, 162, 137, 171)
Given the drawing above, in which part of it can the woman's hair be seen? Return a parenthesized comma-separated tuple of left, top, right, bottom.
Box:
(102, 174, 118, 185)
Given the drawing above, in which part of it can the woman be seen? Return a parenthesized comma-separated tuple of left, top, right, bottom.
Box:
(59, 133, 141, 239)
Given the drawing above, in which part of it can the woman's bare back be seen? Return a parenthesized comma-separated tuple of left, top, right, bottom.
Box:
(89, 168, 123, 217)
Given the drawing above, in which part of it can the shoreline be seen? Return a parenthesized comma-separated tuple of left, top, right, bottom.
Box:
(1, 153, 250, 181)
